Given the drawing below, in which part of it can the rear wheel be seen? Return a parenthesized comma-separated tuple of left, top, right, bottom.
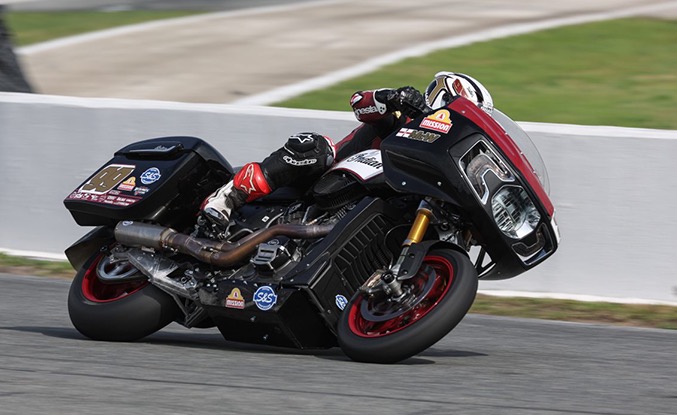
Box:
(337, 249, 478, 363)
(68, 251, 180, 341)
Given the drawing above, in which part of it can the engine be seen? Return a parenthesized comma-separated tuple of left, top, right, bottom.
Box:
(190, 153, 388, 280)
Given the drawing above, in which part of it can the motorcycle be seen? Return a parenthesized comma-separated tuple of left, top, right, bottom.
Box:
(63, 96, 559, 363)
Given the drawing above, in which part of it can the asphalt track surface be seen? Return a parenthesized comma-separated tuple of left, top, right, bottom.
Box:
(1, 273, 676, 415)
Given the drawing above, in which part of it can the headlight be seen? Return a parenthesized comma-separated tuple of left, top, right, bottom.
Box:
(460, 140, 514, 204)
(491, 186, 541, 238)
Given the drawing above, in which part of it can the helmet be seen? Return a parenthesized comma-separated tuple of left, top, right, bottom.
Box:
(424, 71, 493, 113)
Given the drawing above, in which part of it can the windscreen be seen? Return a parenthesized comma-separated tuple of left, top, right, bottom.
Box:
(490, 109, 550, 195)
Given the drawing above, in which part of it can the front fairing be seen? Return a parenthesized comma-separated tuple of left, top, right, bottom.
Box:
(380, 97, 559, 279)
(491, 109, 550, 196)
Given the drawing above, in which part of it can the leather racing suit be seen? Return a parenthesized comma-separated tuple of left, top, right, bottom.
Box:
(202, 87, 426, 226)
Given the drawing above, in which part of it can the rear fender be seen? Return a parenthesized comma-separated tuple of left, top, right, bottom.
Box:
(65, 226, 114, 271)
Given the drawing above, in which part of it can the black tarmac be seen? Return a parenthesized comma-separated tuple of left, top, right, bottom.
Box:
(1, 274, 675, 414)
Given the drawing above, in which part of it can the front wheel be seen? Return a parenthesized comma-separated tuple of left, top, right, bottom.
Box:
(68, 251, 180, 341)
(337, 249, 478, 363)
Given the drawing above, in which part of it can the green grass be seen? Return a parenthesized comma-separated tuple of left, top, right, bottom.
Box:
(5, 10, 201, 46)
(277, 18, 677, 130)
(472, 295, 677, 330)
(0, 253, 75, 279)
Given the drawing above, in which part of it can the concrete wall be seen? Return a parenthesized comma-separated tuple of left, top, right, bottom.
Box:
(0, 93, 360, 253)
(2, 92, 677, 304)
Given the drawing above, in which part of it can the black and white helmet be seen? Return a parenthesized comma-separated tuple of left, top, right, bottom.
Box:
(424, 71, 493, 113)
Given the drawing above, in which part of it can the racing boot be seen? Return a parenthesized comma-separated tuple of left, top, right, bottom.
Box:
(202, 181, 248, 228)
(202, 162, 272, 227)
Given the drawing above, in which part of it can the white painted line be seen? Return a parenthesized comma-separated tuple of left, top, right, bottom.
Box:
(233, 0, 677, 106)
(479, 289, 677, 307)
(17, 0, 347, 55)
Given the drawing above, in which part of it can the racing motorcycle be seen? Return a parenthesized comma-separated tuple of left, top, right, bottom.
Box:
(63, 96, 560, 363)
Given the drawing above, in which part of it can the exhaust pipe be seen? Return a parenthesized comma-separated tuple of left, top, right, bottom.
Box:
(114, 221, 333, 268)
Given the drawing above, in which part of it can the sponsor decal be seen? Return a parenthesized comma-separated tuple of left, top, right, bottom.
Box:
(78, 164, 136, 195)
(396, 128, 414, 138)
(133, 186, 150, 196)
(330, 149, 383, 181)
(452, 78, 474, 100)
(283, 155, 317, 166)
(350, 92, 363, 106)
(117, 176, 136, 192)
(140, 167, 161, 185)
(253, 286, 278, 311)
(396, 128, 441, 144)
(452, 78, 478, 102)
(335, 295, 348, 311)
(452, 79, 465, 96)
(344, 152, 382, 169)
(354, 105, 380, 116)
(225, 288, 245, 309)
(420, 110, 452, 134)
(65, 191, 142, 207)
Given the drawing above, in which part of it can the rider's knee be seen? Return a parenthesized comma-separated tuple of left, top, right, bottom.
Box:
(282, 132, 335, 169)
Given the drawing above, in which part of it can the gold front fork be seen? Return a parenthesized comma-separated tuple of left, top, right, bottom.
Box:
(403, 200, 434, 247)
(363, 200, 436, 295)
(388, 200, 434, 278)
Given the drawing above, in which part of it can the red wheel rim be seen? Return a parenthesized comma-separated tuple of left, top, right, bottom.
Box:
(81, 255, 148, 303)
(348, 255, 455, 338)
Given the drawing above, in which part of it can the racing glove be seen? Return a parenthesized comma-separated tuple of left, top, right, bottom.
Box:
(384, 86, 428, 119)
(351, 86, 428, 123)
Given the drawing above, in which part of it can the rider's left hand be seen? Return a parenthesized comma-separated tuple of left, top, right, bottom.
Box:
(391, 86, 428, 119)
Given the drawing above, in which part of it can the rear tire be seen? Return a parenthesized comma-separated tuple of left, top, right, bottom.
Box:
(68, 252, 180, 341)
(337, 249, 478, 363)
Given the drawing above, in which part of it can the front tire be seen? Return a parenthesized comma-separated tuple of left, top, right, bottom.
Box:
(337, 249, 478, 363)
(68, 252, 180, 341)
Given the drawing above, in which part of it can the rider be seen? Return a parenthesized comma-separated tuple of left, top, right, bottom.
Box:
(202, 71, 493, 227)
